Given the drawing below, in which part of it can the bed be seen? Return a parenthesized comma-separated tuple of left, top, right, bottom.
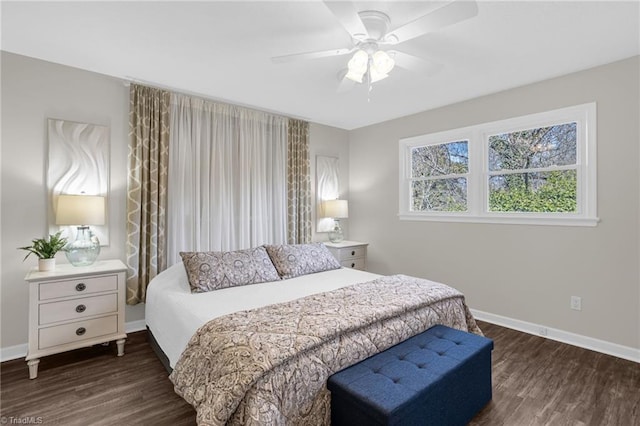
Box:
(145, 244, 481, 426)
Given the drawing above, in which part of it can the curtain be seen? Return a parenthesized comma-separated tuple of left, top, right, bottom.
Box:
(126, 84, 170, 305)
(287, 119, 312, 244)
(166, 94, 288, 265)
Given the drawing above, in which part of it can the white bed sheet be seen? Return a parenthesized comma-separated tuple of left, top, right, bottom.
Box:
(145, 263, 381, 368)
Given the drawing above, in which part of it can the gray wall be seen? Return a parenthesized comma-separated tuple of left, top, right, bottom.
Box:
(1, 52, 145, 349)
(348, 57, 640, 349)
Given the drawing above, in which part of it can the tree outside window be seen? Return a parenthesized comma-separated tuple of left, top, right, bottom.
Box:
(488, 123, 577, 213)
(399, 103, 597, 226)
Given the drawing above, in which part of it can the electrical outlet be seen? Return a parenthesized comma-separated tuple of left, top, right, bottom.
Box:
(571, 296, 582, 311)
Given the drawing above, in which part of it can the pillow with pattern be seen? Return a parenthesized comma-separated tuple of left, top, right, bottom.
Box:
(264, 243, 341, 279)
(180, 246, 280, 293)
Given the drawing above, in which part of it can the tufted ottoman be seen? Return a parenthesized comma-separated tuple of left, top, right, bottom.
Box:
(327, 324, 493, 426)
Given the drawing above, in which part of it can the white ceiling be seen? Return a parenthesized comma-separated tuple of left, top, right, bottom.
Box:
(2, 1, 639, 130)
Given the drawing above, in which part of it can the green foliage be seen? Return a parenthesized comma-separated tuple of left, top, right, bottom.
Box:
(18, 231, 68, 260)
(489, 170, 577, 212)
(412, 124, 577, 213)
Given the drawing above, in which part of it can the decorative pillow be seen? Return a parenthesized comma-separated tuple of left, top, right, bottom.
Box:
(179, 246, 280, 293)
(264, 243, 341, 279)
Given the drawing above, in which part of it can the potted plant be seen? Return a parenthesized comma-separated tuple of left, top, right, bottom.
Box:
(18, 231, 68, 271)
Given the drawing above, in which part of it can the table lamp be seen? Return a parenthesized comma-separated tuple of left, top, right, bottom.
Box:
(324, 199, 348, 243)
(55, 194, 105, 266)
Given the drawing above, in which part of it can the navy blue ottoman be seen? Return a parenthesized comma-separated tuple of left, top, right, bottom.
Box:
(327, 325, 493, 426)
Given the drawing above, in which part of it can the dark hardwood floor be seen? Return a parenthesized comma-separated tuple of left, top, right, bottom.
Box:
(470, 322, 639, 426)
(1, 321, 638, 425)
(0, 331, 195, 425)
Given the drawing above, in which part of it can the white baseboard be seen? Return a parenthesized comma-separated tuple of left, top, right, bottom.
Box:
(125, 319, 147, 333)
(471, 309, 640, 363)
(0, 343, 28, 363)
(1, 319, 148, 363)
(5, 313, 638, 364)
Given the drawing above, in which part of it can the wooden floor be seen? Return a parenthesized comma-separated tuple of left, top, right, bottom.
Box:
(1, 321, 638, 425)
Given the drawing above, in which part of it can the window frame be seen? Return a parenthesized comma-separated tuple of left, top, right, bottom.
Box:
(409, 139, 471, 213)
(398, 103, 598, 226)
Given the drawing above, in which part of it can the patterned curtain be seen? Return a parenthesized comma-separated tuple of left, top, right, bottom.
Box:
(287, 119, 312, 244)
(126, 84, 170, 304)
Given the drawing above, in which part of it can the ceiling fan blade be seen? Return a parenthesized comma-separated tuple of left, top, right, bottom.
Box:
(271, 47, 353, 63)
(390, 51, 443, 77)
(323, 1, 369, 38)
(386, 0, 478, 44)
(337, 76, 357, 93)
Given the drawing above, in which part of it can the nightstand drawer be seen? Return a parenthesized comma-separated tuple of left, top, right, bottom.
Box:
(39, 293, 118, 325)
(335, 246, 366, 261)
(325, 241, 368, 272)
(39, 275, 118, 300)
(341, 258, 366, 270)
(38, 315, 118, 350)
(25, 260, 127, 378)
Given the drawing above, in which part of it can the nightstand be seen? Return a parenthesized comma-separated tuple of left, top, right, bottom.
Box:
(24, 259, 127, 379)
(324, 241, 368, 271)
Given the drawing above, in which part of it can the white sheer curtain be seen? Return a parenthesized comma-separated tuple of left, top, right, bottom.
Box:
(167, 94, 287, 265)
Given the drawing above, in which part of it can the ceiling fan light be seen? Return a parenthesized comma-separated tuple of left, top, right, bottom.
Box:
(345, 68, 365, 83)
(369, 69, 389, 83)
(347, 49, 368, 73)
(372, 50, 395, 75)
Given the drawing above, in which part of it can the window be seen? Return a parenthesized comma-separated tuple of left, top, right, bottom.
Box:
(411, 140, 469, 212)
(488, 123, 577, 213)
(399, 103, 597, 226)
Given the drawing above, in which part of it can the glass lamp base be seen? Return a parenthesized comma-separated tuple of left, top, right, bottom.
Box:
(65, 226, 101, 266)
(328, 220, 344, 243)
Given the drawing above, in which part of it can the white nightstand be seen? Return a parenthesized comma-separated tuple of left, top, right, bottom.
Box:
(24, 259, 127, 379)
(324, 241, 368, 271)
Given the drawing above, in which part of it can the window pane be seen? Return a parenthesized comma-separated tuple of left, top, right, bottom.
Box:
(489, 170, 577, 212)
(412, 141, 468, 177)
(489, 123, 577, 171)
(412, 178, 467, 212)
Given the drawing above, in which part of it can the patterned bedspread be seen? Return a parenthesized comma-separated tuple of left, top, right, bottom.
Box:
(169, 274, 481, 425)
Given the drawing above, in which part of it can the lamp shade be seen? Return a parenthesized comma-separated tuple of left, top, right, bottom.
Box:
(56, 195, 106, 226)
(324, 199, 349, 219)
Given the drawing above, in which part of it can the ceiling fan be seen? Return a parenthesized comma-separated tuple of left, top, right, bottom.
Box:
(271, 1, 478, 91)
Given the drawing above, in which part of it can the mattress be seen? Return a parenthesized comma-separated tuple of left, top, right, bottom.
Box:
(145, 262, 381, 368)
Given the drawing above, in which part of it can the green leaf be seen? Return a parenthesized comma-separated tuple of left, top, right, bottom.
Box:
(17, 231, 68, 260)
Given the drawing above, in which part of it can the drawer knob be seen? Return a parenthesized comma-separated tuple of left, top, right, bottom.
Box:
(351, 263, 355, 268)
(76, 327, 86, 336)
(75, 304, 86, 313)
(75, 283, 86, 292)
(351, 250, 355, 256)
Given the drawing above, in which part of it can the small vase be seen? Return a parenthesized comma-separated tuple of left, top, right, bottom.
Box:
(38, 258, 56, 272)
(328, 220, 344, 243)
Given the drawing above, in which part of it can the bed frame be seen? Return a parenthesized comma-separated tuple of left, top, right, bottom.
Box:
(147, 326, 173, 374)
